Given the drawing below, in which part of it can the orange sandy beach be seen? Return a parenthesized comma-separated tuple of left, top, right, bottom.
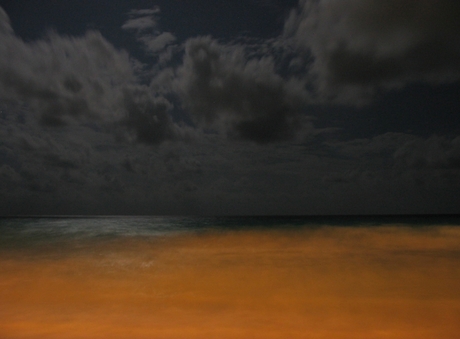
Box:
(1, 226, 460, 339)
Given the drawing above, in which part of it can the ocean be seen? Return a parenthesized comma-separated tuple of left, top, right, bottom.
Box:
(1, 215, 460, 339)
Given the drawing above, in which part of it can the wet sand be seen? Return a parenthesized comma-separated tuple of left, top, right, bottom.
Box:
(1, 226, 460, 338)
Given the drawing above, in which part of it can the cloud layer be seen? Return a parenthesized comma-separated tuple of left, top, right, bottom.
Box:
(175, 37, 308, 143)
(2, 1, 460, 147)
(122, 6, 176, 54)
(285, 0, 460, 103)
(0, 2, 459, 215)
(0, 8, 180, 144)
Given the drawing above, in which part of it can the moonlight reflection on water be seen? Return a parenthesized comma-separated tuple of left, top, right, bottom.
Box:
(1, 222, 460, 339)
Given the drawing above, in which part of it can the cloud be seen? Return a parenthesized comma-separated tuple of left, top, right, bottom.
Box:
(323, 132, 460, 198)
(0, 27, 130, 124)
(122, 7, 161, 32)
(175, 36, 308, 143)
(394, 135, 460, 169)
(0, 6, 12, 34)
(285, 0, 460, 104)
(122, 7, 176, 54)
(329, 132, 416, 158)
(128, 8, 161, 17)
(0, 164, 21, 187)
(0, 6, 181, 145)
(139, 32, 176, 53)
(122, 16, 158, 32)
(120, 85, 183, 144)
(327, 132, 460, 170)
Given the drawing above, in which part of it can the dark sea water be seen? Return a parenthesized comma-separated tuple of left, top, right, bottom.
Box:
(2, 214, 459, 244)
(1, 215, 460, 339)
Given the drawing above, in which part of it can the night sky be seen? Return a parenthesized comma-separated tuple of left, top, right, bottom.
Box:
(1, 0, 459, 215)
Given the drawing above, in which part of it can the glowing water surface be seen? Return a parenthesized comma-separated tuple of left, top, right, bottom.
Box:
(1, 216, 459, 338)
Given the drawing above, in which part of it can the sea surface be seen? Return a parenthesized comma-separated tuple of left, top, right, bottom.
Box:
(1, 215, 460, 339)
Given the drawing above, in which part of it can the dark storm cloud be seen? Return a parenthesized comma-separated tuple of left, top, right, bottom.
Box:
(120, 85, 185, 144)
(1, 2, 460, 216)
(329, 132, 415, 158)
(2, 115, 91, 172)
(175, 36, 308, 143)
(0, 104, 137, 213)
(0, 7, 180, 145)
(328, 132, 460, 168)
(285, 0, 460, 103)
(0, 18, 132, 124)
(325, 132, 460, 196)
(394, 135, 460, 169)
(0, 164, 20, 189)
